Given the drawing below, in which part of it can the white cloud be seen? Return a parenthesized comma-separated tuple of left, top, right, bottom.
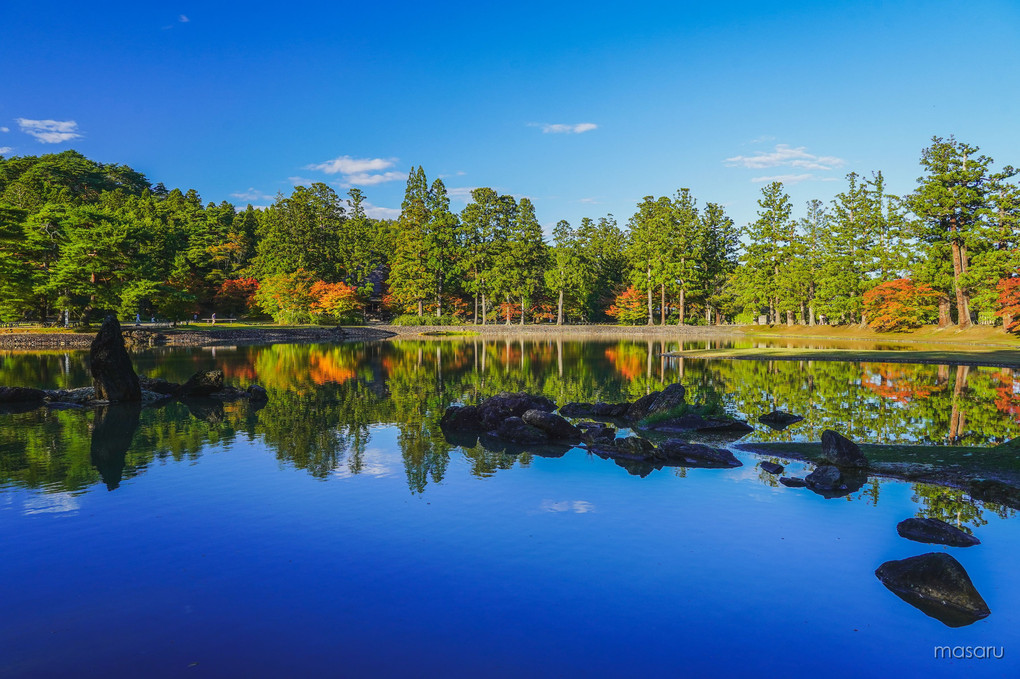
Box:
(529, 122, 598, 134)
(343, 170, 406, 186)
(179, 14, 190, 22)
(446, 187, 477, 202)
(363, 202, 400, 220)
(230, 187, 275, 202)
(288, 175, 316, 185)
(751, 173, 839, 184)
(0, 126, 9, 133)
(726, 144, 844, 171)
(306, 155, 405, 187)
(0, 147, 12, 155)
(308, 155, 396, 175)
(16, 118, 82, 143)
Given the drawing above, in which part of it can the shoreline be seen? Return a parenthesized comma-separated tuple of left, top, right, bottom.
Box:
(0, 323, 741, 350)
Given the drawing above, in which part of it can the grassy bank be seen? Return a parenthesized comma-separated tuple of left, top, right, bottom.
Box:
(740, 323, 1020, 347)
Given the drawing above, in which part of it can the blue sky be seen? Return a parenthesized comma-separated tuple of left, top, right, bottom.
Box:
(2, 1, 1019, 230)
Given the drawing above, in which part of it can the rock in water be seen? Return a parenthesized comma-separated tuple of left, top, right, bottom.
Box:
(760, 461, 784, 474)
(89, 316, 141, 403)
(181, 370, 224, 397)
(819, 430, 868, 468)
(758, 410, 804, 430)
(657, 439, 742, 468)
(779, 477, 807, 488)
(897, 518, 980, 547)
(804, 465, 842, 490)
(875, 553, 990, 627)
(0, 386, 47, 403)
(490, 416, 549, 445)
(647, 383, 686, 416)
(521, 409, 581, 440)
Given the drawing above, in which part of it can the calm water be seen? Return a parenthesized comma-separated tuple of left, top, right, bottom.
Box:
(1, 338, 1018, 677)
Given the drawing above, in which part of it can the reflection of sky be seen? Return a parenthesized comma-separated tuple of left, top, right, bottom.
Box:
(538, 499, 595, 514)
(21, 492, 80, 516)
(331, 445, 398, 480)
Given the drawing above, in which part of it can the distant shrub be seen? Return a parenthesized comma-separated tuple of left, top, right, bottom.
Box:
(607, 286, 647, 325)
(391, 314, 465, 326)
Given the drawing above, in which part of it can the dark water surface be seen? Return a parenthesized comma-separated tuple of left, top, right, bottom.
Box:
(1, 339, 1018, 677)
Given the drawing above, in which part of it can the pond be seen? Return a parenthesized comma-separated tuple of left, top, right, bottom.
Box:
(1, 338, 1018, 677)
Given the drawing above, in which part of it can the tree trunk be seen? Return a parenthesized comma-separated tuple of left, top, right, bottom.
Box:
(417, 299, 423, 316)
(949, 226, 970, 328)
(799, 300, 806, 325)
(557, 289, 563, 326)
(678, 287, 686, 326)
(473, 286, 478, 325)
(705, 305, 711, 325)
(481, 293, 487, 325)
(520, 296, 525, 326)
(647, 272, 653, 325)
(786, 310, 793, 326)
(660, 284, 666, 325)
(505, 294, 511, 325)
(938, 296, 950, 327)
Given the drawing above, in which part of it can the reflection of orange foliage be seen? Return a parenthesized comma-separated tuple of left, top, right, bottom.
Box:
(861, 364, 944, 403)
(605, 345, 644, 381)
(309, 351, 356, 385)
(993, 371, 1020, 421)
(221, 360, 258, 381)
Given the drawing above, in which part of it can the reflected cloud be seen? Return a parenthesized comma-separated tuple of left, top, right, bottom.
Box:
(540, 499, 595, 513)
(23, 492, 80, 515)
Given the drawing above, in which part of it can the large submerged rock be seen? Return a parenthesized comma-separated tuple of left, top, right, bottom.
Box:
(897, 518, 980, 547)
(181, 370, 225, 397)
(521, 409, 580, 441)
(819, 430, 868, 469)
(875, 552, 990, 627)
(657, 439, 742, 468)
(89, 316, 141, 403)
(440, 392, 557, 434)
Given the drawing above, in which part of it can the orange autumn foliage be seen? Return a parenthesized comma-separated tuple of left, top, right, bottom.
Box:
(862, 278, 939, 332)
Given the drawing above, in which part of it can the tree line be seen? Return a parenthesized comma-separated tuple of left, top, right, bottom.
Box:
(0, 136, 1016, 331)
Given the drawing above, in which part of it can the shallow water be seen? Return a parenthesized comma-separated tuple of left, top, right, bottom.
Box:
(1, 339, 1018, 677)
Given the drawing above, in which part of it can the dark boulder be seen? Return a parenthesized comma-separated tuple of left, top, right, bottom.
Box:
(819, 430, 868, 469)
(246, 384, 269, 402)
(805, 464, 867, 497)
(559, 402, 595, 418)
(577, 421, 617, 445)
(648, 383, 686, 416)
(181, 370, 224, 397)
(657, 439, 742, 468)
(522, 409, 581, 441)
(489, 416, 549, 445)
(805, 465, 843, 491)
(0, 386, 47, 403)
(89, 316, 141, 403)
(138, 377, 181, 396)
(627, 391, 661, 421)
(760, 461, 784, 475)
(875, 552, 990, 627)
(758, 410, 804, 431)
(477, 392, 556, 430)
(440, 405, 483, 431)
(779, 476, 807, 488)
(897, 518, 980, 548)
(592, 402, 631, 418)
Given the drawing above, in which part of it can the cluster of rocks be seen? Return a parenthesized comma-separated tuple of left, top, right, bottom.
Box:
(440, 387, 742, 472)
(760, 426, 989, 627)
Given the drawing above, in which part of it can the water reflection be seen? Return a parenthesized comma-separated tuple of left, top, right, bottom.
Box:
(1, 339, 1018, 526)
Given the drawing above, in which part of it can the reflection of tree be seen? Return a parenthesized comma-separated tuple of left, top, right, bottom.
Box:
(912, 484, 989, 534)
(5, 339, 1020, 498)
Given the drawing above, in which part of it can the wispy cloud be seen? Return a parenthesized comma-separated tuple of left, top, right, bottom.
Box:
(343, 171, 406, 186)
(17, 118, 82, 143)
(363, 202, 400, 220)
(0, 127, 9, 133)
(288, 175, 316, 186)
(751, 173, 839, 184)
(726, 144, 844, 171)
(306, 155, 405, 187)
(0, 147, 12, 155)
(179, 14, 190, 22)
(529, 122, 598, 134)
(446, 187, 478, 202)
(230, 187, 276, 202)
